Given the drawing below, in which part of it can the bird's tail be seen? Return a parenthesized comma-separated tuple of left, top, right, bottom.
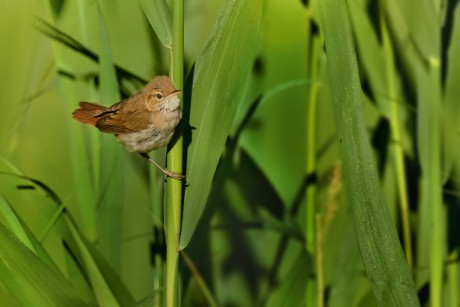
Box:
(72, 102, 106, 126)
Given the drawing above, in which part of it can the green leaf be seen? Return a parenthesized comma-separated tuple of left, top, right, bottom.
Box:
(180, 0, 262, 249)
(139, 0, 172, 48)
(318, 0, 420, 305)
(0, 222, 94, 306)
(0, 192, 59, 269)
(35, 17, 148, 84)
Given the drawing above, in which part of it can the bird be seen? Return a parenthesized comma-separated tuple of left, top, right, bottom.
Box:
(72, 76, 184, 180)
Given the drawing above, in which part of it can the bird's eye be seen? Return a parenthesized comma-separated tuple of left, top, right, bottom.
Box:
(155, 93, 163, 100)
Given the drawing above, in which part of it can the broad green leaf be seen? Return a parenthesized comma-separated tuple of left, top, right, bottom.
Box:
(180, 0, 262, 249)
(139, 0, 172, 48)
(0, 222, 94, 306)
(318, 0, 419, 305)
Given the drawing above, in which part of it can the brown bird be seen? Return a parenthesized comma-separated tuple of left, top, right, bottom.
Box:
(72, 76, 184, 180)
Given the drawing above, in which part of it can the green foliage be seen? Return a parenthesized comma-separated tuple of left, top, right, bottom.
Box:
(1, 0, 460, 306)
(139, 0, 172, 48)
(180, 0, 263, 249)
(319, 0, 419, 305)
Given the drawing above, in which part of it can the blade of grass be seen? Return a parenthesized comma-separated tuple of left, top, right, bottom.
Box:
(348, 0, 414, 267)
(318, 0, 419, 305)
(180, 0, 262, 249)
(0, 192, 60, 271)
(139, 0, 172, 48)
(35, 17, 148, 84)
(0, 222, 95, 306)
(65, 215, 137, 307)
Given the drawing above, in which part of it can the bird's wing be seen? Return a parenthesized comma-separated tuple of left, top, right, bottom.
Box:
(95, 95, 152, 134)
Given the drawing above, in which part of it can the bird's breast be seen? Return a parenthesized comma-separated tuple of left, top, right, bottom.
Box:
(117, 106, 182, 153)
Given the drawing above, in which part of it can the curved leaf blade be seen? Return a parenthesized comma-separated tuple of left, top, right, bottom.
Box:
(0, 223, 94, 306)
(180, 0, 262, 249)
(139, 0, 172, 48)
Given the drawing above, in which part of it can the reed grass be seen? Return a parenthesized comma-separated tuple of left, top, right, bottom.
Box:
(319, 0, 419, 305)
(165, 0, 184, 305)
(1, 0, 459, 306)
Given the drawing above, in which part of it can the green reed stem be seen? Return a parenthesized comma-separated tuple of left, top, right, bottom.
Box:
(166, 0, 184, 305)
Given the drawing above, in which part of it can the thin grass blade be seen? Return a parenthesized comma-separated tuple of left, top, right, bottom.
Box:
(0, 222, 95, 306)
(139, 0, 172, 48)
(65, 216, 136, 307)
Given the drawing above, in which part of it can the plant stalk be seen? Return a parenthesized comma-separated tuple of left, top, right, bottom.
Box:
(165, 0, 184, 305)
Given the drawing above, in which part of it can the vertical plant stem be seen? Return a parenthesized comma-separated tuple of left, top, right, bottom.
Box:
(150, 162, 164, 307)
(417, 59, 443, 307)
(381, 15, 413, 269)
(428, 64, 443, 307)
(166, 0, 184, 305)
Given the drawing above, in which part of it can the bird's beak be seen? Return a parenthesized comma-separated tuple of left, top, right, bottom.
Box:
(166, 90, 182, 99)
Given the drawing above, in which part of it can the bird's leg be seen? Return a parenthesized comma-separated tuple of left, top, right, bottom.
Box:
(139, 152, 185, 180)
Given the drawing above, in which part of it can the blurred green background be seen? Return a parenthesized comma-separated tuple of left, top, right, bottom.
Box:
(0, 0, 459, 306)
